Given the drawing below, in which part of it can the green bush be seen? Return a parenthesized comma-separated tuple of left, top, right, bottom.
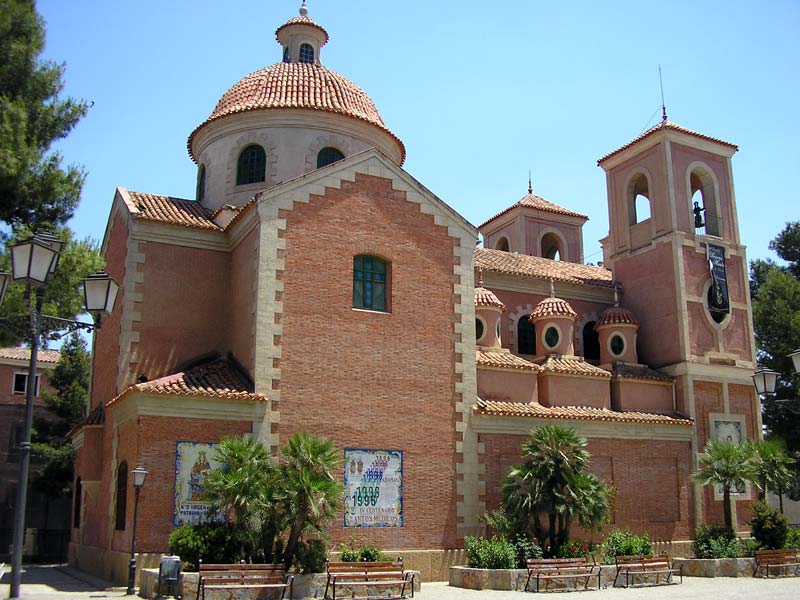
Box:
(602, 529, 653, 564)
(464, 535, 518, 569)
(750, 501, 788, 550)
(339, 538, 386, 562)
(738, 538, 761, 557)
(785, 528, 800, 550)
(511, 535, 543, 567)
(168, 522, 246, 570)
(692, 525, 737, 559)
(294, 539, 328, 573)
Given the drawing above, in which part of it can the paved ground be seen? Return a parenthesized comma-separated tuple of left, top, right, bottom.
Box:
(2, 564, 799, 600)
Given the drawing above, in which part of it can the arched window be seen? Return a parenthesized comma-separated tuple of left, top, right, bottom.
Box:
(73, 477, 82, 529)
(317, 147, 344, 168)
(283, 46, 290, 63)
(583, 321, 600, 361)
(236, 145, 266, 185)
(353, 255, 388, 312)
(115, 461, 128, 531)
(517, 316, 536, 355)
(541, 233, 563, 261)
(299, 43, 315, 64)
(690, 169, 720, 236)
(496, 237, 510, 252)
(197, 165, 206, 202)
(628, 173, 651, 225)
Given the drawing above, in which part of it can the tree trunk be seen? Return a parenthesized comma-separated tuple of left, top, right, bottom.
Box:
(548, 512, 557, 556)
(723, 484, 733, 529)
(283, 521, 303, 570)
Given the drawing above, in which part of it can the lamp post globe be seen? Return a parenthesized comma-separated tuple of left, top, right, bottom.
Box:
(752, 368, 779, 397)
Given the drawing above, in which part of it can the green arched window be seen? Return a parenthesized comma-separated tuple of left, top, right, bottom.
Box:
(317, 147, 344, 168)
(353, 255, 388, 312)
(236, 145, 266, 185)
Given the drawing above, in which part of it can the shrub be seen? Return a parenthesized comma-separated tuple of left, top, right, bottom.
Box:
(339, 538, 386, 562)
(294, 539, 328, 573)
(511, 535, 543, 567)
(692, 525, 737, 559)
(168, 522, 246, 570)
(556, 540, 594, 559)
(602, 529, 653, 564)
(750, 501, 788, 550)
(785, 528, 800, 550)
(738, 538, 761, 557)
(464, 535, 517, 569)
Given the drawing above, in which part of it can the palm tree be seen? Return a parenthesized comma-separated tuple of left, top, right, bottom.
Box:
(692, 439, 756, 529)
(276, 432, 344, 570)
(501, 426, 612, 555)
(750, 439, 793, 509)
(204, 436, 282, 561)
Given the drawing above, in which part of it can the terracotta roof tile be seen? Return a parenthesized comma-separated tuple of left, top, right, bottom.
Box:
(598, 121, 738, 165)
(474, 248, 613, 288)
(474, 398, 693, 426)
(531, 297, 578, 320)
(108, 357, 266, 406)
(476, 350, 539, 371)
(612, 363, 674, 383)
(127, 191, 221, 231)
(479, 193, 588, 228)
(275, 15, 329, 44)
(596, 306, 639, 327)
(475, 286, 506, 310)
(539, 356, 611, 378)
(0, 347, 60, 364)
(188, 63, 405, 163)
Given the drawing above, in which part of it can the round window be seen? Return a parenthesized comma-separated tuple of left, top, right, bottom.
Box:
(610, 334, 626, 356)
(475, 318, 484, 341)
(544, 326, 560, 349)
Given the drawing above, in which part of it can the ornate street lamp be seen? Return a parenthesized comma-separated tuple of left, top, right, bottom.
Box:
(127, 466, 148, 595)
(752, 368, 779, 397)
(3, 234, 119, 600)
(789, 348, 800, 374)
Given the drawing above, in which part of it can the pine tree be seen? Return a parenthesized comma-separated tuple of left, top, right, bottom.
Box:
(0, 0, 88, 228)
(31, 333, 90, 497)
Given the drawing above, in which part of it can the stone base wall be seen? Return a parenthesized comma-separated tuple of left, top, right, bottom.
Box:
(69, 542, 162, 586)
(673, 558, 756, 577)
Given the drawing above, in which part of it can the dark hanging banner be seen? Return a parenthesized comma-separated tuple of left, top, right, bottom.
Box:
(707, 244, 730, 316)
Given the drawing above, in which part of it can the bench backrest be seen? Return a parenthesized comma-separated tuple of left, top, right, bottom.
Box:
(755, 549, 799, 562)
(326, 560, 405, 579)
(615, 554, 670, 567)
(199, 563, 286, 583)
(527, 558, 589, 570)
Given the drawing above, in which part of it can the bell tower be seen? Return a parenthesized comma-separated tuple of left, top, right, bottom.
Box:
(598, 118, 759, 529)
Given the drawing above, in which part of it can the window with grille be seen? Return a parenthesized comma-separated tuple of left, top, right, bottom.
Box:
(236, 145, 266, 185)
(353, 255, 388, 312)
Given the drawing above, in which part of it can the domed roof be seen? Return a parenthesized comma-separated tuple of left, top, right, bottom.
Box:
(475, 285, 506, 310)
(596, 306, 639, 327)
(275, 14, 329, 44)
(188, 62, 405, 163)
(531, 296, 578, 321)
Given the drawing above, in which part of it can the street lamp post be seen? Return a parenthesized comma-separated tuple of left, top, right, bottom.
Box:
(127, 466, 148, 595)
(752, 368, 779, 399)
(1, 233, 119, 600)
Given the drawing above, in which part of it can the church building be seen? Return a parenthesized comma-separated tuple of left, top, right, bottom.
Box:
(69, 4, 759, 584)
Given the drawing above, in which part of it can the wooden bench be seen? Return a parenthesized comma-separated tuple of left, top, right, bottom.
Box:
(198, 562, 293, 600)
(753, 549, 800, 578)
(613, 554, 681, 588)
(525, 558, 600, 593)
(324, 560, 415, 600)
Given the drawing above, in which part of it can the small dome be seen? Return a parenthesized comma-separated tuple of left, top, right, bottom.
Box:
(531, 296, 578, 321)
(596, 306, 639, 328)
(475, 286, 506, 310)
(275, 15, 329, 45)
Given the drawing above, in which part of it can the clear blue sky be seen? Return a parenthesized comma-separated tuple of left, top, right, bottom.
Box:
(37, 0, 800, 266)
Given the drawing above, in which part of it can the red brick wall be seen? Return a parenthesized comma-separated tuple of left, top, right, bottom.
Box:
(131, 242, 230, 382)
(91, 212, 128, 407)
(228, 227, 259, 376)
(481, 432, 694, 541)
(277, 173, 461, 549)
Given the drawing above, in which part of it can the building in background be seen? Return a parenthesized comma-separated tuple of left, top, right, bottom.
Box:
(0, 347, 66, 562)
(69, 4, 759, 583)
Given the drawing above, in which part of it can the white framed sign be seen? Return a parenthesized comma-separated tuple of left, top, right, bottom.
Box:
(343, 448, 403, 528)
(173, 441, 222, 526)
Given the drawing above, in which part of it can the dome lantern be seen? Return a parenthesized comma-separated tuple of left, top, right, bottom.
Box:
(275, 2, 329, 65)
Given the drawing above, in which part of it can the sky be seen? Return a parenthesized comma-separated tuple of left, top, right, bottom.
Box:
(36, 0, 800, 267)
